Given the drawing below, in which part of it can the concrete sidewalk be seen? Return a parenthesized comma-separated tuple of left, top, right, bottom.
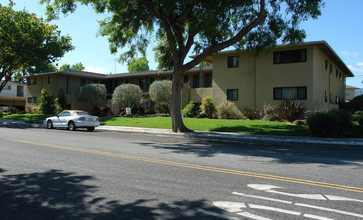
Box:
(96, 125, 363, 146)
(1, 119, 362, 146)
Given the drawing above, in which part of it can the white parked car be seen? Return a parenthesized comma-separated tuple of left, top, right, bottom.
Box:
(45, 110, 100, 131)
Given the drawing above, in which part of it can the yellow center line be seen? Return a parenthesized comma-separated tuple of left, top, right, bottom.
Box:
(9, 139, 363, 193)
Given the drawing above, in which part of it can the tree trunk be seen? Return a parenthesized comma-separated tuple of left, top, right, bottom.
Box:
(170, 70, 193, 133)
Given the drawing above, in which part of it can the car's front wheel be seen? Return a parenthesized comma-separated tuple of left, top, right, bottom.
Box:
(68, 121, 76, 131)
(46, 120, 53, 129)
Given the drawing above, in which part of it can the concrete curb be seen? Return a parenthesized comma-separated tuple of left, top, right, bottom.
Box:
(1, 119, 362, 146)
(96, 126, 363, 146)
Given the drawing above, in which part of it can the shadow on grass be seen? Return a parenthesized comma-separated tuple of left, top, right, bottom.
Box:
(0, 169, 218, 219)
(209, 124, 310, 136)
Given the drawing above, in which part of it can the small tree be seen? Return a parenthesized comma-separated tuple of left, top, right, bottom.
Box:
(112, 84, 142, 110)
(77, 84, 107, 112)
(199, 96, 216, 118)
(38, 89, 55, 114)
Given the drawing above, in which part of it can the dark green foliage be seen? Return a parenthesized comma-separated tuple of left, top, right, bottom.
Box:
(78, 84, 107, 112)
(0, 111, 3, 117)
(54, 98, 64, 115)
(155, 102, 170, 114)
(8, 106, 18, 114)
(181, 102, 200, 118)
(307, 109, 355, 137)
(277, 100, 306, 122)
(352, 111, 363, 125)
(242, 107, 260, 120)
(38, 89, 55, 114)
(199, 97, 216, 118)
(261, 104, 279, 121)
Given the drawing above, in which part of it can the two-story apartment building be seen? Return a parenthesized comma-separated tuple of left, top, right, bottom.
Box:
(0, 81, 27, 111)
(25, 41, 354, 114)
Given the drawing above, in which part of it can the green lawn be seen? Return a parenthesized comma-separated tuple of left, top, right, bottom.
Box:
(100, 116, 310, 136)
(2, 114, 53, 122)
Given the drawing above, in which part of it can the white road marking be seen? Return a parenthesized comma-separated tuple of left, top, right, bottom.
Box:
(295, 203, 363, 218)
(249, 204, 301, 216)
(248, 184, 363, 202)
(197, 209, 239, 220)
(236, 211, 273, 220)
(212, 201, 246, 212)
(232, 192, 292, 204)
(303, 213, 336, 220)
(325, 195, 363, 203)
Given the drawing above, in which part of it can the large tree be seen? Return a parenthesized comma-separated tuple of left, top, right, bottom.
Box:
(41, 0, 324, 132)
(59, 62, 85, 71)
(0, 3, 73, 92)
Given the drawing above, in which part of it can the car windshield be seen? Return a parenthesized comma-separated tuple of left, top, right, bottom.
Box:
(76, 112, 89, 116)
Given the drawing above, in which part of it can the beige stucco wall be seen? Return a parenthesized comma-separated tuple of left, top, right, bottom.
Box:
(312, 45, 344, 112)
(212, 51, 256, 110)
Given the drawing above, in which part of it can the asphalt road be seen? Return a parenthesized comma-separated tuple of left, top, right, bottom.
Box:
(0, 126, 362, 219)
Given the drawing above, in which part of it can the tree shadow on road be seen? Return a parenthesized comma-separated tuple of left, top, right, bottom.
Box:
(133, 137, 363, 166)
(0, 169, 217, 219)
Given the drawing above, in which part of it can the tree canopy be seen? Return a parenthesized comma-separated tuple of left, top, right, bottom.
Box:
(128, 57, 150, 72)
(42, 0, 324, 132)
(0, 3, 73, 92)
(59, 62, 85, 71)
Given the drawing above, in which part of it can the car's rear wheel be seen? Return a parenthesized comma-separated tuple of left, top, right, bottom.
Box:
(87, 127, 95, 132)
(68, 121, 76, 131)
(46, 120, 53, 129)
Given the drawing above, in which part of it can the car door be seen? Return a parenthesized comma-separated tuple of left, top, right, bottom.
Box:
(56, 111, 71, 127)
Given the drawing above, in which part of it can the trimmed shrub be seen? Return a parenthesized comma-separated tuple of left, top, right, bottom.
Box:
(149, 80, 172, 104)
(199, 96, 216, 118)
(307, 109, 355, 137)
(155, 102, 170, 114)
(217, 101, 244, 119)
(261, 104, 279, 121)
(112, 84, 142, 109)
(78, 84, 107, 112)
(277, 100, 306, 122)
(0, 111, 3, 117)
(352, 111, 363, 125)
(242, 107, 260, 120)
(38, 89, 55, 114)
(181, 101, 200, 117)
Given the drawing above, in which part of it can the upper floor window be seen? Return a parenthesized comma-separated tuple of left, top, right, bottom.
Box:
(273, 87, 307, 100)
(28, 78, 37, 85)
(227, 56, 239, 68)
(325, 59, 328, 71)
(273, 49, 307, 64)
(27, 97, 37, 104)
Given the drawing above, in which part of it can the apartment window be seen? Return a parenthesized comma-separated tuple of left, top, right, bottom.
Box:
(330, 93, 333, 103)
(329, 63, 333, 74)
(183, 75, 189, 84)
(325, 91, 328, 103)
(227, 89, 238, 101)
(273, 87, 307, 100)
(227, 56, 239, 68)
(273, 49, 307, 64)
(139, 77, 154, 92)
(27, 97, 37, 104)
(28, 78, 37, 85)
(192, 75, 199, 88)
(339, 72, 342, 81)
(3, 85, 11, 90)
(325, 59, 328, 71)
(336, 70, 339, 79)
(48, 76, 53, 84)
(17, 86, 24, 97)
(204, 74, 212, 88)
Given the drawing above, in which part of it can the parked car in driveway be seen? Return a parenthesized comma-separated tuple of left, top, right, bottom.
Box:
(45, 110, 100, 131)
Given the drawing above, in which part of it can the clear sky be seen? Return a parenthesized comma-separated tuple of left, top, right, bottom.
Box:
(4, 0, 363, 89)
